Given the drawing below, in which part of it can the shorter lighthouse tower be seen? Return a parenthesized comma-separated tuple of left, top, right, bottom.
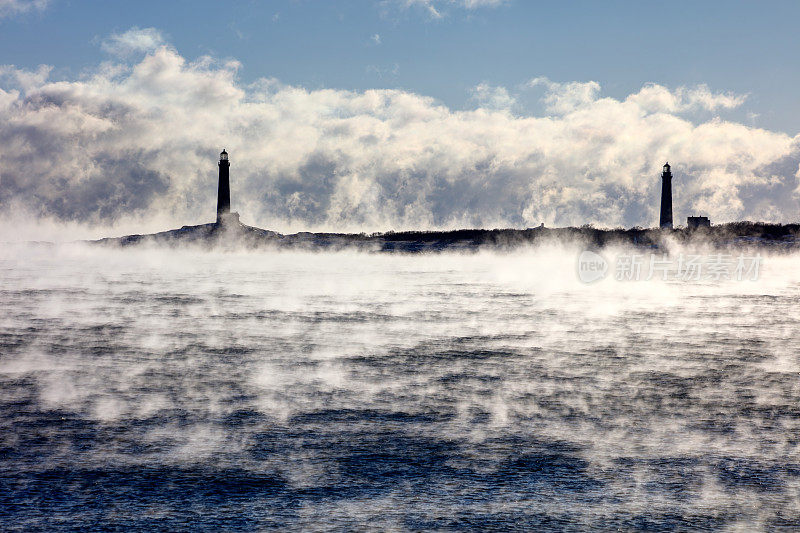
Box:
(659, 162, 673, 229)
(216, 149, 230, 224)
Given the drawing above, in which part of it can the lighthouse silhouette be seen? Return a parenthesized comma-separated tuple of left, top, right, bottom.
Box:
(659, 162, 673, 229)
(216, 148, 240, 226)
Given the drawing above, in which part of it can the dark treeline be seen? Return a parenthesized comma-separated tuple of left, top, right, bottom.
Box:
(373, 222, 800, 250)
(91, 221, 800, 252)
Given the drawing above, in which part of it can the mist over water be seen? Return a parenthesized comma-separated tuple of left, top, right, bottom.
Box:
(2, 243, 799, 530)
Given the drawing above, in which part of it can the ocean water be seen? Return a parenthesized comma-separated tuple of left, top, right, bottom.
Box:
(1, 243, 799, 531)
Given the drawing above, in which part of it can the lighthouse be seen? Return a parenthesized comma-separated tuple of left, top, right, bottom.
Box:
(216, 149, 230, 223)
(659, 162, 673, 229)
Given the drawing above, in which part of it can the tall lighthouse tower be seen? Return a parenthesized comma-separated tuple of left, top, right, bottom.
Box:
(659, 162, 673, 229)
(216, 149, 230, 224)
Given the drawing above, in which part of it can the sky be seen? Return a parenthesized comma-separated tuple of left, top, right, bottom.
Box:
(1, 0, 799, 237)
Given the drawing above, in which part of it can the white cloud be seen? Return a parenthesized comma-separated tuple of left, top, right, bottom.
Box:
(0, 63, 51, 91)
(0, 0, 47, 19)
(0, 35, 798, 238)
(470, 83, 515, 110)
(459, 0, 506, 8)
(529, 78, 747, 117)
(626, 83, 747, 114)
(100, 27, 166, 57)
(384, 0, 506, 19)
(371, 33, 382, 45)
(528, 77, 602, 115)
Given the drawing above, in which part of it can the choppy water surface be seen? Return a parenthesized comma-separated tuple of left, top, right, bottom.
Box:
(1, 244, 799, 531)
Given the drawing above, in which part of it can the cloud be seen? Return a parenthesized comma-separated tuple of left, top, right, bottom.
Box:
(528, 77, 602, 115)
(0, 63, 51, 90)
(0, 35, 798, 238)
(384, 0, 506, 19)
(626, 83, 747, 114)
(0, 0, 47, 19)
(470, 83, 515, 110)
(458, 0, 506, 8)
(100, 27, 166, 57)
(529, 78, 747, 116)
(371, 33, 382, 45)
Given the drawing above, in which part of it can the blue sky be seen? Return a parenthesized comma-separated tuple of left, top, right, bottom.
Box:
(2, 0, 799, 133)
(1, 0, 799, 236)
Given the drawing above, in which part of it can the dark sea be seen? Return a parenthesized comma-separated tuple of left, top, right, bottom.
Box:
(1, 244, 798, 531)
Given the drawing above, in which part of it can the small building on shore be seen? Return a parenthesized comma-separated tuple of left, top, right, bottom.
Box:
(687, 216, 710, 229)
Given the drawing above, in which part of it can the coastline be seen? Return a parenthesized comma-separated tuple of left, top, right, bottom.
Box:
(85, 221, 800, 252)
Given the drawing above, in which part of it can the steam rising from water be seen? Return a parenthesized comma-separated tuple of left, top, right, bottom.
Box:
(1, 244, 799, 529)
